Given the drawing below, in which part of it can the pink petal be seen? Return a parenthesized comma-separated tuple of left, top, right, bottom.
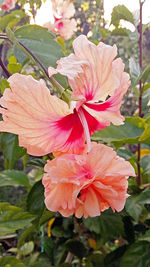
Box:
(0, 73, 85, 156)
(1, 0, 15, 11)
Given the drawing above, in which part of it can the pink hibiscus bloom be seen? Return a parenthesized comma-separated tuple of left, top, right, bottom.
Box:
(49, 35, 130, 152)
(42, 143, 135, 218)
(0, 36, 130, 156)
(44, 0, 77, 40)
(1, 0, 15, 11)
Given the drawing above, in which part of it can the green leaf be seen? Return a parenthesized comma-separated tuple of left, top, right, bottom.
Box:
(92, 117, 145, 147)
(0, 133, 26, 169)
(8, 55, 17, 64)
(0, 78, 10, 95)
(44, 237, 56, 261)
(140, 63, 150, 84)
(0, 202, 35, 235)
(0, 170, 30, 187)
(120, 241, 150, 267)
(111, 27, 129, 36)
(104, 245, 127, 267)
(140, 117, 150, 143)
(0, 256, 25, 267)
(27, 180, 45, 218)
(86, 252, 104, 267)
(125, 188, 150, 222)
(84, 209, 124, 242)
(129, 57, 140, 87)
(39, 209, 55, 226)
(19, 241, 34, 256)
(142, 88, 150, 110)
(14, 25, 62, 68)
(138, 229, 150, 242)
(7, 62, 22, 74)
(0, 10, 25, 31)
(141, 155, 150, 183)
(9, 25, 68, 88)
(65, 239, 87, 259)
(111, 5, 134, 27)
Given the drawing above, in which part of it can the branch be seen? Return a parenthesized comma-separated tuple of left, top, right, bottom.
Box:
(0, 57, 10, 78)
(137, 0, 145, 186)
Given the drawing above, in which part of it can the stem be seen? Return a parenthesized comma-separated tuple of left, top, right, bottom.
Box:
(65, 252, 74, 263)
(0, 57, 10, 78)
(102, 0, 105, 29)
(137, 0, 144, 186)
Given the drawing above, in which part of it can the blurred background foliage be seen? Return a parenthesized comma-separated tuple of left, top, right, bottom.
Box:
(0, 0, 150, 266)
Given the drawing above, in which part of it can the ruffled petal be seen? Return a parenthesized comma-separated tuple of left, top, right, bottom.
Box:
(43, 143, 135, 218)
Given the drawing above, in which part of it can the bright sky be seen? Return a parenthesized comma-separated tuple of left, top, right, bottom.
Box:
(32, 0, 150, 30)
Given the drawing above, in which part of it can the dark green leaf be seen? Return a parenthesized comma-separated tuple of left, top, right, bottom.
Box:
(39, 209, 55, 226)
(86, 252, 104, 267)
(84, 209, 124, 242)
(111, 5, 134, 27)
(120, 241, 150, 267)
(51, 226, 64, 238)
(0, 170, 30, 187)
(0, 202, 35, 235)
(104, 245, 127, 267)
(65, 239, 87, 259)
(44, 237, 56, 261)
(123, 216, 135, 243)
(0, 133, 26, 169)
(27, 180, 45, 218)
(125, 188, 150, 222)
(138, 229, 150, 242)
(92, 117, 145, 146)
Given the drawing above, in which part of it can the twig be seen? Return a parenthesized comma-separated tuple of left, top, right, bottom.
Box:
(0, 57, 10, 78)
(65, 252, 74, 263)
(137, 0, 144, 186)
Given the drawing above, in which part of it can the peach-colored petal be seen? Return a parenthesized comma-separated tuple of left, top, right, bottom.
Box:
(42, 143, 135, 218)
(50, 35, 119, 101)
(0, 73, 86, 155)
(48, 35, 129, 130)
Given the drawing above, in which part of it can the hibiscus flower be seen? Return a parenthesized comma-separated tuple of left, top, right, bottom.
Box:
(44, 0, 77, 40)
(42, 143, 135, 218)
(1, 0, 15, 11)
(0, 35, 130, 155)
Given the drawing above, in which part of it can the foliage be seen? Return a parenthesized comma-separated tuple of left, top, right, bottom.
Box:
(0, 1, 150, 266)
